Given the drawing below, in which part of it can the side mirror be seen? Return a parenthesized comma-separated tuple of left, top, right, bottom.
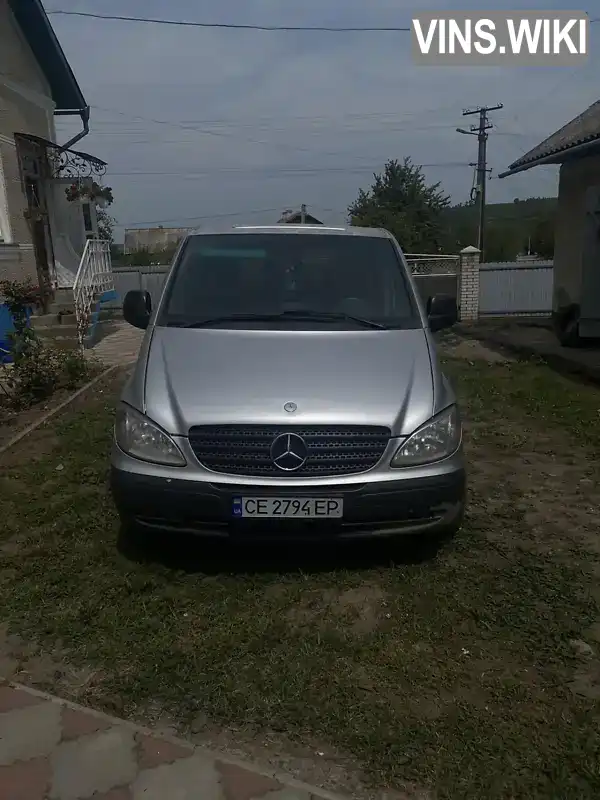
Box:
(123, 290, 151, 329)
(427, 294, 457, 332)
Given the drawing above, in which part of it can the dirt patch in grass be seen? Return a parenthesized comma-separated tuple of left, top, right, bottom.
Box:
(0, 359, 109, 455)
(1, 344, 600, 798)
(286, 585, 387, 637)
(0, 388, 70, 452)
(437, 329, 513, 363)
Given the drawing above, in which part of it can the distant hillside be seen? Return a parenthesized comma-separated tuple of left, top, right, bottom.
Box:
(444, 197, 557, 260)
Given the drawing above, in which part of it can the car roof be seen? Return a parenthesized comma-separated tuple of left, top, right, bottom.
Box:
(185, 224, 394, 239)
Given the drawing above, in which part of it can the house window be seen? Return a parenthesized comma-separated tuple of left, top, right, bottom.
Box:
(82, 202, 94, 239)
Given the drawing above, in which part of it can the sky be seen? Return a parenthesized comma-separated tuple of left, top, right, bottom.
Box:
(49, 0, 600, 239)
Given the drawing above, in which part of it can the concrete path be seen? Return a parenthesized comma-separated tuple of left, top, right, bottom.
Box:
(91, 323, 144, 366)
(0, 683, 348, 800)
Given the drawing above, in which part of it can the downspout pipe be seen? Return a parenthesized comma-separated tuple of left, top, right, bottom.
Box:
(61, 105, 90, 150)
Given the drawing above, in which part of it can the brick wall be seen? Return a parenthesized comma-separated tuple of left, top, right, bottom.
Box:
(458, 246, 481, 320)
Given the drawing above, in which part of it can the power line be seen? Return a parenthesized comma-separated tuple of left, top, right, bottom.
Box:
(119, 203, 347, 227)
(89, 105, 441, 162)
(71, 106, 463, 127)
(47, 10, 410, 31)
(119, 207, 288, 227)
(106, 163, 470, 178)
(46, 9, 600, 30)
(83, 104, 471, 164)
(83, 122, 462, 139)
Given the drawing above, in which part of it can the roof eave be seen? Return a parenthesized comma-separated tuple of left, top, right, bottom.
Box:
(499, 136, 600, 178)
(8, 0, 87, 113)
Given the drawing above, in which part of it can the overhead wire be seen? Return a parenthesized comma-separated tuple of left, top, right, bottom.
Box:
(118, 207, 290, 227)
(106, 163, 471, 180)
(56, 104, 477, 167)
(46, 10, 411, 31)
(45, 10, 600, 30)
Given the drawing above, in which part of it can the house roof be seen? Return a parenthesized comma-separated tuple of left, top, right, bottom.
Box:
(7, 0, 87, 114)
(499, 99, 600, 177)
(278, 210, 323, 224)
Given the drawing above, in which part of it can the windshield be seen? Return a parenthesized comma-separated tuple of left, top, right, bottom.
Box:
(157, 233, 420, 329)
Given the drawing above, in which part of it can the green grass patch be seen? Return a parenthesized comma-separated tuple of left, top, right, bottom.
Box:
(1, 359, 600, 799)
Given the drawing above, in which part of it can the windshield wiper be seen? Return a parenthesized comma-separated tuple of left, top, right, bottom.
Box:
(278, 309, 387, 329)
(167, 310, 388, 330)
(167, 314, 276, 328)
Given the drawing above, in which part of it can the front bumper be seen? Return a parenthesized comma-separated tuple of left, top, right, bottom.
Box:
(110, 466, 466, 540)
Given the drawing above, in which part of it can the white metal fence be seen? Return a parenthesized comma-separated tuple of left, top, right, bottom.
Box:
(112, 257, 554, 319)
(112, 264, 169, 307)
(404, 254, 460, 276)
(479, 260, 553, 317)
(112, 258, 461, 310)
(405, 254, 460, 303)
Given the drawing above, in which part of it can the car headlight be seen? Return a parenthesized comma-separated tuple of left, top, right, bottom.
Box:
(391, 405, 461, 467)
(115, 404, 186, 466)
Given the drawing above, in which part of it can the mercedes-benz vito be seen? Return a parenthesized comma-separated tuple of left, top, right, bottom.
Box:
(110, 225, 465, 542)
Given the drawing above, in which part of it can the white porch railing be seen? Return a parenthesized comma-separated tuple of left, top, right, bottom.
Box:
(73, 239, 115, 346)
(404, 254, 460, 276)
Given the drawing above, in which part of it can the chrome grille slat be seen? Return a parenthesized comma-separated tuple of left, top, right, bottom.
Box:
(188, 425, 390, 477)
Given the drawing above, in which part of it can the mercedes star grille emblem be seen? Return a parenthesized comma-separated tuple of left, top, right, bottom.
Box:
(270, 433, 308, 471)
(284, 402, 297, 413)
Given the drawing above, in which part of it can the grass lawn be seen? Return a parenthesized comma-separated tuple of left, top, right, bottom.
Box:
(1, 345, 600, 799)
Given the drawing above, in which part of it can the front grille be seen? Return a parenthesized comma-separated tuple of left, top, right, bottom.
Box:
(188, 425, 390, 477)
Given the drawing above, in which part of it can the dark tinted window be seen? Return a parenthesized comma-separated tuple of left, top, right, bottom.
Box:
(159, 233, 418, 327)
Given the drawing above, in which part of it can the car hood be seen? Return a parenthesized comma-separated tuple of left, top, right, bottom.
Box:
(143, 327, 435, 437)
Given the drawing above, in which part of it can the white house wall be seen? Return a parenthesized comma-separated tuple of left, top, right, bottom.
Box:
(553, 154, 600, 317)
(0, 0, 54, 282)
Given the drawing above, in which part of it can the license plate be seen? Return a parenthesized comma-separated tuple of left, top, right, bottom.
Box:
(232, 497, 343, 518)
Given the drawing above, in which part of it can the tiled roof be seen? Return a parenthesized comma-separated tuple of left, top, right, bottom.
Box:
(7, 0, 87, 113)
(506, 99, 600, 172)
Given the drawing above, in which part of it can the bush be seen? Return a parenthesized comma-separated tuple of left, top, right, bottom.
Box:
(0, 279, 43, 317)
(6, 344, 97, 408)
(0, 278, 43, 363)
(0, 278, 98, 408)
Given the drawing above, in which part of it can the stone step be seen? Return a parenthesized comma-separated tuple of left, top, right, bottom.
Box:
(32, 307, 119, 329)
(37, 335, 80, 352)
(54, 288, 74, 305)
(37, 324, 79, 339)
(31, 313, 77, 329)
(47, 302, 75, 315)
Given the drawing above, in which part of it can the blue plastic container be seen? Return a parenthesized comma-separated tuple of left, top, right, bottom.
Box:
(0, 304, 32, 364)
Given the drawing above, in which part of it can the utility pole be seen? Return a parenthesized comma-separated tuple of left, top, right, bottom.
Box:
(300, 203, 307, 224)
(457, 103, 502, 261)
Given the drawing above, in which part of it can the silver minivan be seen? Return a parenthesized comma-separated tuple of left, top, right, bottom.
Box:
(110, 225, 465, 542)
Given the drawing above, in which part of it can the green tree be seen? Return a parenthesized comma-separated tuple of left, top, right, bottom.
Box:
(347, 158, 451, 252)
(485, 224, 520, 261)
(122, 245, 178, 266)
(529, 218, 555, 258)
